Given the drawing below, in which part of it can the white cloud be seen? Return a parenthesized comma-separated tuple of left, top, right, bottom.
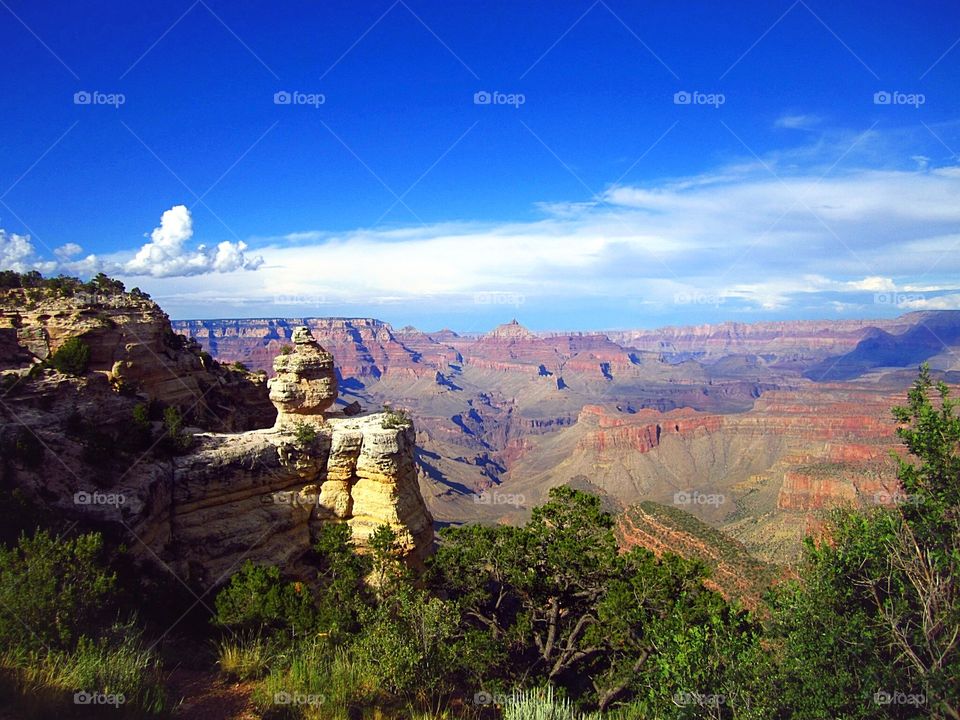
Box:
(54, 242, 83, 260)
(0, 205, 264, 280)
(0, 230, 55, 274)
(122, 157, 960, 321)
(4, 133, 960, 325)
(775, 114, 821, 130)
(898, 293, 960, 310)
(844, 276, 896, 292)
(123, 205, 263, 278)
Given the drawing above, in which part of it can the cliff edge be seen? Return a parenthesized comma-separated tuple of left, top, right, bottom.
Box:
(0, 278, 434, 588)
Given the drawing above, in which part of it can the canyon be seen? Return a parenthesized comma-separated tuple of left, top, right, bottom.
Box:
(174, 311, 960, 563)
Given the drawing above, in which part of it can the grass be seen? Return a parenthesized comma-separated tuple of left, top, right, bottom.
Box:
(0, 629, 166, 718)
(215, 633, 272, 681)
(253, 641, 384, 719)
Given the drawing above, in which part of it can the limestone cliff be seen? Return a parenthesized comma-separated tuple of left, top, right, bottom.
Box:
(0, 286, 435, 588)
(1, 285, 275, 431)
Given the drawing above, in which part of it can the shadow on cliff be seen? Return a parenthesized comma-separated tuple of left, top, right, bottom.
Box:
(415, 448, 474, 496)
(805, 312, 960, 381)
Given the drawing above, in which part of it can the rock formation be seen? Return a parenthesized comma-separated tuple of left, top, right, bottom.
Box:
(269, 326, 338, 429)
(2, 286, 275, 431)
(0, 285, 435, 589)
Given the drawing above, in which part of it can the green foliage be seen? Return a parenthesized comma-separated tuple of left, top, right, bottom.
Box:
(215, 632, 272, 680)
(257, 641, 378, 719)
(892, 364, 960, 556)
(0, 624, 166, 717)
(48, 337, 91, 375)
(91, 272, 125, 295)
(214, 561, 319, 640)
(159, 406, 193, 454)
(128, 403, 153, 450)
(230, 360, 250, 372)
(0, 531, 116, 654)
(292, 421, 317, 447)
(430, 486, 762, 713)
(382, 405, 412, 429)
(279, 345, 293, 355)
(352, 584, 466, 696)
(311, 523, 370, 640)
(769, 365, 960, 720)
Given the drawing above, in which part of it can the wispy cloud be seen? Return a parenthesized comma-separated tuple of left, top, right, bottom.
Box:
(775, 113, 822, 130)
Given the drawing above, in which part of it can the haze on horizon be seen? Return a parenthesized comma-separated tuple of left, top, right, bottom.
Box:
(1, 0, 959, 331)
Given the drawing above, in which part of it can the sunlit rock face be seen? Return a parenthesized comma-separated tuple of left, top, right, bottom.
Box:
(268, 326, 338, 429)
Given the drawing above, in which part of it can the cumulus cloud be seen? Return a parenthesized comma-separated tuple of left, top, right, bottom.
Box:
(54, 242, 83, 260)
(0, 205, 264, 281)
(123, 205, 263, 277)
(0, 230, 56, 274)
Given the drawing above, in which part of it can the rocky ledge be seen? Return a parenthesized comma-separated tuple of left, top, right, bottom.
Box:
(0, 285, 434, 589)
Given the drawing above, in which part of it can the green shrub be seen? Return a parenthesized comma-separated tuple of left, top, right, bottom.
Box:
(279, 345, 293, 356)
(127, 404, 153, 451)
(257, 643, 377, 720)
(292, 421, 317, 447)
(160, 406, 193, 454)
(214, 561, 319, 640)
(230, 360, 250, 372)
(48, 337, 90, 376)
(500, 687, 597, 720)
(381, 405, 412, 429)
(0, 531, 116, 653)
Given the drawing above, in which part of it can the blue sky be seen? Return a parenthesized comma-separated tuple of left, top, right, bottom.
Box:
(1, 0, 959, 330)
